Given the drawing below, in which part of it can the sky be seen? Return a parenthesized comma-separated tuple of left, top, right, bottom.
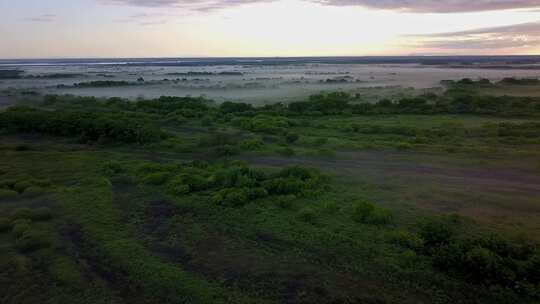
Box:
(1, 0, 540, 58)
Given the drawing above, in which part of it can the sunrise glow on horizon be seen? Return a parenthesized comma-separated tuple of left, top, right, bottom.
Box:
(1, 0, 540, 58)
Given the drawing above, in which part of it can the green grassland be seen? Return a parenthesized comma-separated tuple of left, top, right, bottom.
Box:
(1, 82, 540, 303)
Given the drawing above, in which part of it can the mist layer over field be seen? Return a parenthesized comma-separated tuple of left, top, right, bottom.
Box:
(2, 57, 540, 104)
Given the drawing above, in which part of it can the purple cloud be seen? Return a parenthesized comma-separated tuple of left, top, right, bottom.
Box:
(407, 21, 540, 51)
(315, 0, 540, 13)
(99, 0, 540, 13)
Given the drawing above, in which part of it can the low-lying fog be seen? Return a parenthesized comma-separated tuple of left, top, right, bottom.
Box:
(2, 63, 540, 104)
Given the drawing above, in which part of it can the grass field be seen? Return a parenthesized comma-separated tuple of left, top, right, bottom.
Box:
(1, 86, 540, 303)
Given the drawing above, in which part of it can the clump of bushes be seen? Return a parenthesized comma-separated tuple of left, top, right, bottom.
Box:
(11, 219, 32, 237)
(30, 207, 53, 221)
(297, 207, 317, 224)
(0, 217, 11, 232)
(351, 201, 393, 225)
(15, 230, 51, 252)
(102, 161, 123, 176)
(0, 189, 18, 200)
(395, 216, 540, 297)
(212, 187, 250, 207)
(0, 107, 166, 144)
(0, 178, 51, 198)
(169, 172, 211, 194)
(137, 161, 329, 208)
(11, 208, 34, 221)
(11, 207, 53, 221)
(390, 230, 425, 251)
(143, 172, 170, 185)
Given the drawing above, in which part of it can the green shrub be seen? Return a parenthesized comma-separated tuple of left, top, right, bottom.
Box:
(396, 142, 413, 151)
(15, 230, 50, 252)
(102, 161, 123, 176)
(49, 257, 84, 286)
(13, 181, 33, 193)
(351, 201, 393, 225)
(298, 207, 317, 224)
(262, 177, 305, 195)
(278, 166, 314, 180)
(0, 217, 11, 232)
(351, 201, 375, 223)
(276, 195, 296, 209)
(169, 173, 210, 194)
(143, 172, 170, 185)
(277, 147, 295, 157)
(285, 133, 300, 143)
(32, 178, 52, 188)
(391, 231, 425, 250)
(0, 189, 18, 200)
(239, 138, 264, 150)
(30, 207, 53, 221)
(464, 246, 504, 280)
(247, 187, 268, 200)
(322, 201, 339, 214)
(11, 208, 33, 220)
(22, 186, 46, 197)
(11, 219, 31, 237)
(212, 188, 250, 207)
(418, 218, 455, 247)
(0, 179, 17, 189)
(214, 145, 239, 156)
(317, 148, 335, 157)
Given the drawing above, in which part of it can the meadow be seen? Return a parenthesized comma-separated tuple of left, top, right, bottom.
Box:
(1, 78, 540, 303)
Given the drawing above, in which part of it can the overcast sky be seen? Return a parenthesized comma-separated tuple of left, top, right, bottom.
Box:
(1, 0, 540, 58)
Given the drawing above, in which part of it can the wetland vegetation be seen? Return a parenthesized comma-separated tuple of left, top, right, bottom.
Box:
(1, 75, 540, 304)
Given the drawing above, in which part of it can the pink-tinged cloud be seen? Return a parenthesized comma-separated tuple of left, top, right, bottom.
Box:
(99, 0, 540, 13)
(408, 21, 540, 50)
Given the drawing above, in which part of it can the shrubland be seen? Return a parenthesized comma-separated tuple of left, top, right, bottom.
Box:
(1, 78, 540, 303)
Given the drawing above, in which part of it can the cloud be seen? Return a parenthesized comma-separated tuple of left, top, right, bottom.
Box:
(25, 14, 56, 22)
(114, 12, 179, 26)
(314, 0, 540, 13)
(100, 0, 274, 12)
(98, 0, 540, 13)
(406, 21, 540, 51)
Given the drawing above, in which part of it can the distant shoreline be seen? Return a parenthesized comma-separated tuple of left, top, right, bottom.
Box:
(2, 55, 540, 67)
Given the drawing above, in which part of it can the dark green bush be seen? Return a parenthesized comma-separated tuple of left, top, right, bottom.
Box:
(22, 186, 46, 197)
(391, 231, 425, 250)
(30, 207, 53, 221)
(214, 145, 239, 157)
(0, 217, 11, 232)
(351, 201, 375, 223)
(0, 189, 18, 200)
(11, 208, 33, 220)
(276, 195, 296, 209)
(11, 219, 31, 237)
(143, 172, 170, 185)
(262, 177, 305, 196)
(102, 160, 123, 176)
(351, 201, 393, 225)
(0, 107, 165, 144)
(15, 230, 50, 252)
(212, 188, 250, 207)
(298, 207, 317, 224)
(239, 138, 264, 150)
(169, 173, 210, 194)
(418, 218, 455, 248)
(285, 133, 300, 143)
(277, 147, 295, 157)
